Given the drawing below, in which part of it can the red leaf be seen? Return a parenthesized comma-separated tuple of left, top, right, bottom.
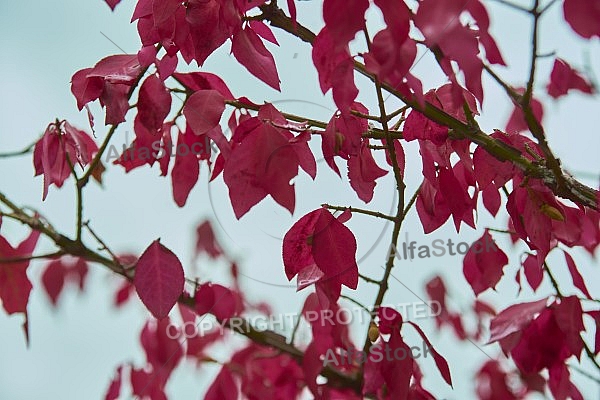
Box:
(563, 0, 600, 39)
(552, 296, 585, 358)
(87, 54, 141, 84)
(185, 0, 232, 65)
(136, 75, 172, 132)
(205, 367, 238, 400)
(133, 240, 185, 319)
(511, 307, 573, 373)
(463, 230, 509, 295)
(157, 54, 178, 80)
(283, 208, 359, 296)
(321, 104, 367, 174)
(438, 165, 474, 231)
(114, 280, 135, 307)
(140, 318, 184, 372)
(548, 364, 584, 400)
(183, 90, 225, 135)
(104, 366, 123, 400)
(100, 82, 130, 125)
(249, 20, 279, 45)
(173, 72, 234, 100)
(194, 221, 223, 259)
(347, 139, 388, 202)
(414, 0, 497, 104)
(588, 310, 600, 354)
(407, 321, 453, 386)
(71, 68, 104, 110)
(231, 27, 281, 90)
(522, 253, 543, 292)
(378, 331, 414, 399)
(377, 306, 403, 334)
(33, 121, 98, 198)
(312, 28, 358, 111)
(104, 0, 121, 11)
(323, 0, 368, 49)
(194, 283, 243, 321)
(130, 367, 167, 400)
(0, 229, 40, 315)
(33, 124, 70, 200)
(287, 0, 297, 29)
(505, 96, 544, 134)
(71, 54, 140, 125)
(416, 179, 451, 234)
(224, 116, 315, 218)
(475, 361, 520, 400)
(563, 251, 592, 299)
(171, 131, 200, 207)
(488, 298, 548, 343)
(41, 260, 68, 306)
(547, 58, 594, 99)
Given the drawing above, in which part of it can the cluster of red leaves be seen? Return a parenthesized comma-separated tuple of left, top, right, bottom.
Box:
(33, 120, 98, 199)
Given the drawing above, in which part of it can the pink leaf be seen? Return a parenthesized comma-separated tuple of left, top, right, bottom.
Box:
(173, 72, 234, 100)
(41, 260, 68, 306)
(563, 0, 600, 39)
(224, 117, 314, 218)
(407, 321, 453, 386)
(134, 240, 185, 319)
(563, 251, 592, 299)
(323, 0, 369, 49)
(71, 68, 104, 110)
(104, 366, 123, 400)
(347, 139, 388, 202)
(231, 27, 281, 90)
(249, 20, 279, 45)
(195, 221, 223, 259)
(171, 131, 200, 207)
(283, 208, 359, 296)
(206, 367, 238, 400)
(0, 229, 40, 315)
(463, 230, 509, 295)
(104, 0, 121, 11)
(377, 306, 403, 334)
(183, 90, 225, 135)
(488, 298, 548, 343)
(136, 74, 172, 132)
(523, 253, 543, 292)
(547, 58, 594, 99)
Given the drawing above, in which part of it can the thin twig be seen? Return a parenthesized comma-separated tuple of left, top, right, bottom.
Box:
(0, 140, 38, 158)
(321, 204, 397, 222)
(0, 251, 64, 263)
(359, 273, 380, 285)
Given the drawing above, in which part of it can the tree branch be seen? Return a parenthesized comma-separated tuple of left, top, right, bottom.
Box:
(258, 2, 599, 210)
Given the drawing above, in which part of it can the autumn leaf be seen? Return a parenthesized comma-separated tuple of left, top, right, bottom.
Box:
(133, 240, 185, 319)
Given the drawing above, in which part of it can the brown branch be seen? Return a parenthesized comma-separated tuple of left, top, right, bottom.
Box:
(0, 251, 64, 263)
(0, 139, 38, 159)
(0, 190, 363, 393)
(321, 204, 397, 222)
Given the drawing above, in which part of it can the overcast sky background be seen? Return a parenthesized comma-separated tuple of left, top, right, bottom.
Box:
(0, 0, 599, 399)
